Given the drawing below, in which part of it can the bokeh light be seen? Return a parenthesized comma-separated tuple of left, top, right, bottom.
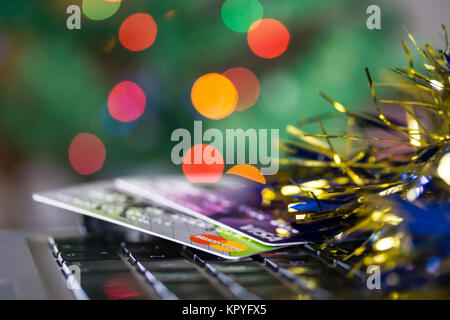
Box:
(82, 0, 121, 21)
(108, 81, 146, 122)
(182, 144, 224, 183)
(226, 164, 266, 184)
(119, 13, 157, 52)
(100, 104, 138, 136)
(221, 0, 264, 33)
(437, 153, 450, 185)
(247, 18, 290, 59)
(165, 10, 177, 20)
(223, 67, 260, 111)
(68, 133, 106, 175)
(191, 73, 238, 120)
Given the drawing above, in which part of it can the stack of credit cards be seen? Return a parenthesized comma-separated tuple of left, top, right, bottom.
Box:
(33, 176, 305, 259)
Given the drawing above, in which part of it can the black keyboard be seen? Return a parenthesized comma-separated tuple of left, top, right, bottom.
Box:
(49, 235, 366, 300)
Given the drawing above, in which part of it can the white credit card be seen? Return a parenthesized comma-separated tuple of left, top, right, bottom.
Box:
(115, 176, 305, 246)
(33, 181, 282, 259)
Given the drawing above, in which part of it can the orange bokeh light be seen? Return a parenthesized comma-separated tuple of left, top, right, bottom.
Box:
(223, 67, 260, 111)
(165, 10, 176, 20)
(191, 73, 238, 119)
(247, 18, 290, 59)
(119, 13, 157, 52)
(226, 164, 266, 184)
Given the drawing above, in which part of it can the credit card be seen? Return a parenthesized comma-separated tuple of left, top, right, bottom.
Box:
(32, 182, 280, 259)
(115, 176, 305, 246)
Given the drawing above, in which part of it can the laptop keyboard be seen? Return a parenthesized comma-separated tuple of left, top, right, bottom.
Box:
(49, 235, 365, 300)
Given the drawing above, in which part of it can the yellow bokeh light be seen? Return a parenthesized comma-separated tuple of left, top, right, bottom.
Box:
(281, 185, 301, 195)
(371, 210, 383, 221)
(261, 188, 276, 200)
(334, 102, 346, 113)
(437, 153, 450, 185)
(295, 214, 306, 220)
(333, 153, 342, 164)
(430, 79, 443, 91)
(374, 236, 399, 251)
(275, 227, 290, 238)
(191, 73, 238, 119)
(300, 179, 328, 189)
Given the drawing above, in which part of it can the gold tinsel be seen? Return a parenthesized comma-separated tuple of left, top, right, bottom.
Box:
(263, 26, 450, 298)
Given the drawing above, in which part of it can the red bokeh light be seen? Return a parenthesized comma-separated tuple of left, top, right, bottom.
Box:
(247, 18, 290, 59)
(68, 133, 106, 175)
(182, 144, 224, 183)
(223, 67, 260, 111)
(119, 13, 157, 52)
(108, 81, 146, 122)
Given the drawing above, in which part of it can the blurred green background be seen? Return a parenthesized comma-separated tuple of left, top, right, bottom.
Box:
(0, 0, 448, 229)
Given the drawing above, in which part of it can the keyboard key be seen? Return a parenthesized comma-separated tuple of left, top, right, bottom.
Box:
(261, 246, 312, 260)
(203, 263, 261, 300)
(62, 260, 129, 275)
(49, 236, 107, 246)
(265, 258, 339, 299)
(123, 242, 163, 252)
(58, 249, 119, 263)
(264, 256, 318, 269)
(140, 260, 197, 271)
(123, 242, 182, 263)
(261, 252, 312, 262)
(164, 281, 227, 300)
(151, 270, 205, 283)
(55, 243, 110, 253)
(142, 262, 229, 300)
(245, 284, 298, 300)
(216, 266, 298, 299)
(74, 271, 149, 300)
(128, 248, 181, 262)
(230, 271, 281, 286)
(210, 261, 265, 274)
(124, 241, 180, 253)
(286, 265, 324, 276)
(50, 236, 111, 259)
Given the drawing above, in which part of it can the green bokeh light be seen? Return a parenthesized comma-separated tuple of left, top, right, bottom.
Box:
(82, 0, 121, 21)
(221, 0, 264, 33)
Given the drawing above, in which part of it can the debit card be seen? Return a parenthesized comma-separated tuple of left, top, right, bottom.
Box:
(32, 182, 281, 259)
(115, 176, 305, 246)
